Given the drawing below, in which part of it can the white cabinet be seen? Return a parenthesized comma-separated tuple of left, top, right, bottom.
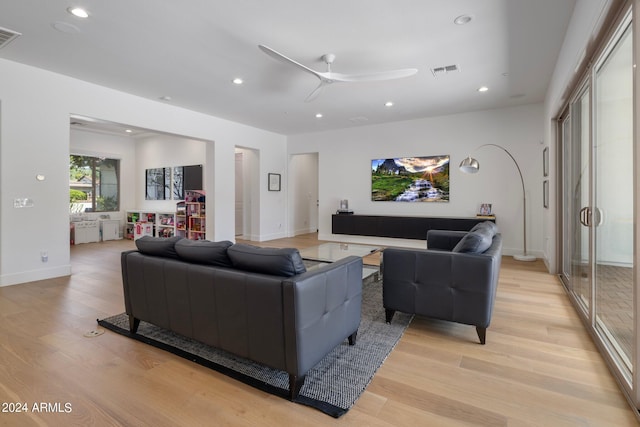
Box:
(74, 221, 100, 244)
(101, 219, 121, 241)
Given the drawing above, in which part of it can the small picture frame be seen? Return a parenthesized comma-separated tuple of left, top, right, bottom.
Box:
(543, 180, 549, 208)
(478, 203, 492, 216)
(543, 147, 549, 177)
(268, 173, 281, 191)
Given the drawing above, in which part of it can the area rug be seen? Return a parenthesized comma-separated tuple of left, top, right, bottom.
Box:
(97, 278, 412, 418)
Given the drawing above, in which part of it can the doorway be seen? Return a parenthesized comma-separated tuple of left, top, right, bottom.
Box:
(289, 153, 319, 236)
(235, 147, 259, 240)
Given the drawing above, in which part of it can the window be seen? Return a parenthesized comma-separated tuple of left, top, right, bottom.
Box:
(70, 155, 120, 212)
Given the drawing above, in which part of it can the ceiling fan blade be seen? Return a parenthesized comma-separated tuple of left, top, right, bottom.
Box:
(325, 68, 418, 83)
(258, 45, 321, 79)
(304, 81, 326, 102)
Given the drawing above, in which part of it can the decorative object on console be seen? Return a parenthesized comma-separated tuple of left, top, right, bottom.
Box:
(371, 155, 449, 202)
(336, 199, 353, 214)
(459, 144, 535, 261)
(478, 203, 492, 216)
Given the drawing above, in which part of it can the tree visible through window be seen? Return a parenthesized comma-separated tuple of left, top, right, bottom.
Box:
(70, 155, 120, 213)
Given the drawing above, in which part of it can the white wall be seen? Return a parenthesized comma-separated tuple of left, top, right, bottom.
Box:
(134, 134, 207, 212)
(0, 58, 287, 286)
(288, 104, 545, 256)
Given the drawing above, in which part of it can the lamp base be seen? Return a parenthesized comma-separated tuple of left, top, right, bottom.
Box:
(513, 253, 536, 262)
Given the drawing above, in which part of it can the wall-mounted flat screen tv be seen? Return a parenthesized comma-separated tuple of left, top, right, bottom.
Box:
(371, 155, 450, 202)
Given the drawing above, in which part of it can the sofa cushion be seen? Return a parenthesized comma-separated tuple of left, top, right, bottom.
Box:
(135, 235, 182, 259)
(175, 239, 233, 267)
(227, 244, 307, 277)
(452, 229, 493, 254)
(470, 221, 498, 237)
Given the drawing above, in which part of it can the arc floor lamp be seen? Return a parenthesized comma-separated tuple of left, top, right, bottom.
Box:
(459, 144, 536, 262)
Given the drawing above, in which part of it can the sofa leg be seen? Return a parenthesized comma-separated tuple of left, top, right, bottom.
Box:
(348, 331, 357, 346)
(476, 326, 486, 345)
(385, 309, 395, 324)
(129, 315, 140, 333)
(289, 374, 305, 400)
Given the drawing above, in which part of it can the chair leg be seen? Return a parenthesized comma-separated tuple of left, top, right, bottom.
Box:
(476, 326, 486, 345)
(289, 374, 305, 400)
(348, 330, 357, 346)
(385, 309, 395, 324)
(129, 315, 140, 333)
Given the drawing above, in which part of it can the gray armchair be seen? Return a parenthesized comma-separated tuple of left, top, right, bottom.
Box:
(382, 224, 502, 344)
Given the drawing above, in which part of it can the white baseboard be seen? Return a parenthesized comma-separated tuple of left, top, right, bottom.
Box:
(0, 265, 72, 287)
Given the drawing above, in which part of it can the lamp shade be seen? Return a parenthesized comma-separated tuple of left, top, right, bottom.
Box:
(459, 156, 480, 174)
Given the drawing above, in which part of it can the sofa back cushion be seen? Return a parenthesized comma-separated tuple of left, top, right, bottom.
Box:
(227, 244, 307, 277)
(452, 229, 493, 254)
(175, 239, 233, 267)
(135, 235, 182, 259)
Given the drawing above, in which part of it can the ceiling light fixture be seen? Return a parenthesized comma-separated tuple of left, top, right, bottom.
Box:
(159, 96, 172, 101)
(453, 15, 472, 25)
(478, 86, 489, 92)
(67, 7, 89, 18)
(232, 78, 243, 85)
(384, 101, 394, 107)
(125, 129, 133, 133)
(315, 113, 323, 118)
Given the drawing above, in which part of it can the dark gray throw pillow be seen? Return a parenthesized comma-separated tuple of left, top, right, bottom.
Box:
(227, 244, 307, 277)
(452, 229, 493, 254)
(470, 221, 498, 237)
(175, 239, 233, 267)
(135, 235, 182, 259)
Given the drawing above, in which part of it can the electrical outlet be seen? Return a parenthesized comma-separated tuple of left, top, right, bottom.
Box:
(41, 251, 48, 263)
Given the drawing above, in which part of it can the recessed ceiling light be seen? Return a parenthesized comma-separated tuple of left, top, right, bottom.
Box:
(454, 15, 472, 25)
(478, 86, 489, 92)
(384, 101, 394, 107)
(159, 96, 172, 101)
(232, 78, 243, 85)
(67, 7, 89, 18)
(315, 113, 323, 118)
(125, 129, 133, 133)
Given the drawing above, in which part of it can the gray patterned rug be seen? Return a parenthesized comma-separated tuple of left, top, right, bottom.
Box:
(98, 278, 412, 418)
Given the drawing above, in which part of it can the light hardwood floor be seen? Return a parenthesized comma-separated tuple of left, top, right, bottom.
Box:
(0, 234, 637, 426)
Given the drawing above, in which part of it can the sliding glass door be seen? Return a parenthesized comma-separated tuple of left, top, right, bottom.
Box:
(560, 8, 635, 395)
(593, 18, 634, 373)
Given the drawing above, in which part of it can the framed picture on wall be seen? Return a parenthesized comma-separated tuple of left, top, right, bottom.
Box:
(268, 173, 281, 191)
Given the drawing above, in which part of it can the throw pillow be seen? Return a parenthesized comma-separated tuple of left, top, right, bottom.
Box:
(470, 221, 498, 237)
(135, 235, 182, 259)
(227, 244, 307, 277)
(452, 229, 493, 254)
(175, 239, 233, 267)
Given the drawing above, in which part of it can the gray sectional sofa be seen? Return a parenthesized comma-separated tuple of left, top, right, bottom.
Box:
(382, 221, 502, 344)
(121, 236, 363, 400)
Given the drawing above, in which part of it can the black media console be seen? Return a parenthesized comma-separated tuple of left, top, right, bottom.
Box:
(332, 214, 495, 240)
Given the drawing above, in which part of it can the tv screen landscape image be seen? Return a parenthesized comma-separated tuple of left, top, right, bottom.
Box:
(371, 155, 450, 202)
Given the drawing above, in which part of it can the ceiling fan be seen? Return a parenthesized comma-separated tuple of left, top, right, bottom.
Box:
(258, 44, 418, 102)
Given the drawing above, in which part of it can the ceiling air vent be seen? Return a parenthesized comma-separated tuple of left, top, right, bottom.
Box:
(430, 64, 459, 77)
(0, 26, 21, 49)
